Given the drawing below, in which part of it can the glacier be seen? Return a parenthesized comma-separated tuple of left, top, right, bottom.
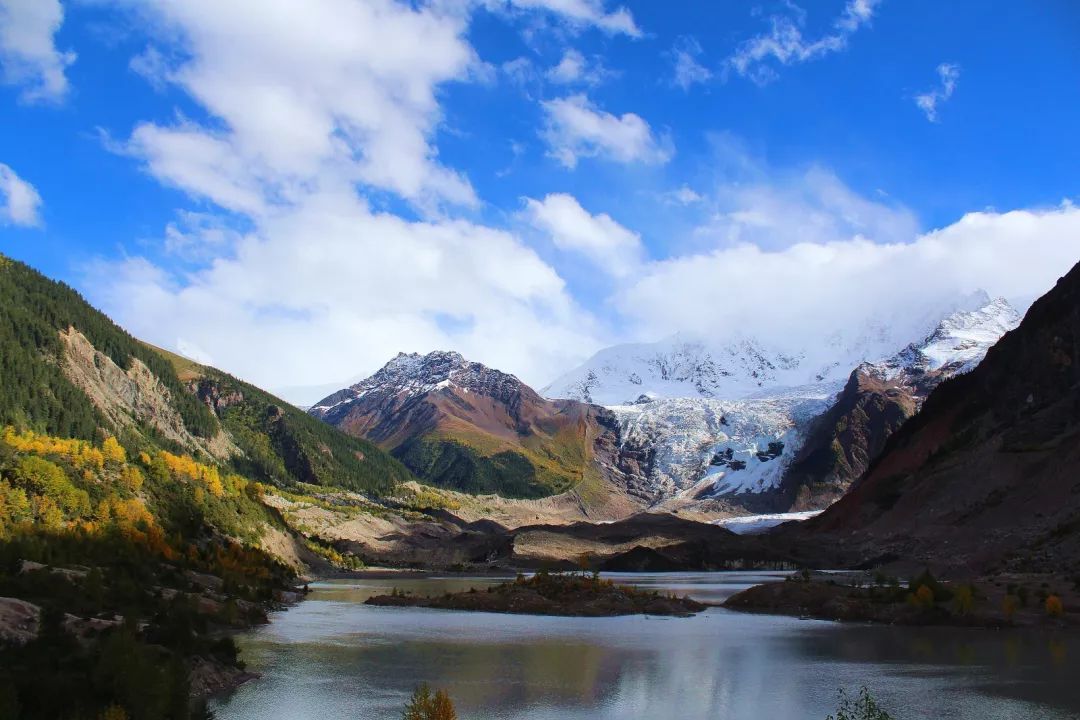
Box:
(543, 293, 1023, 506)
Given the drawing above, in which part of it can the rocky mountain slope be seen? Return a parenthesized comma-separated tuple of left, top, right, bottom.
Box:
(0, 255, 410, 498)
(780, 298, 1023, 510)
(801, 260, 1080, 575)
(546, 294, 1020, 513)
(310, 352, 650, 504)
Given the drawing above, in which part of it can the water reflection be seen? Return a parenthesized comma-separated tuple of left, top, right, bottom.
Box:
(211, 573, 1080, 720)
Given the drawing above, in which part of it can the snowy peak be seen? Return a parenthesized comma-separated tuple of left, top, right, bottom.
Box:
(919, 297, 1021, 371)
(542, 335, 809, 407)
(543, 294, 1021, 407)
(310, 350, 535, 414)
(867, 297, 1022, 380)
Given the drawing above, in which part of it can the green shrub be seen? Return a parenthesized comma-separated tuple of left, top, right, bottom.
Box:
(826, 687, 895, 720)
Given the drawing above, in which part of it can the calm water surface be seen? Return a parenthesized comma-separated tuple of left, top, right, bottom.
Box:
(211, 573, 1080, 719)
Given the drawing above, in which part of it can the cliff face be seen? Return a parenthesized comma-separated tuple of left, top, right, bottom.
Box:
(781, 368, 918, 510)
(803, 261, 1080, 575)
(778, 299, 1022, 512)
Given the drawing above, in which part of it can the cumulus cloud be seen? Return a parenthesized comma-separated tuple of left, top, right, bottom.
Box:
(110, 0, 480, 209)
(617, 203, 1080, 359)
(915, 63, 960, 122)
(727, 0, 881, 84)
(0, 0, 76, 103)
(94, 192, 603, 402)
(80, 0, 621, 402)
(488, 0, 641, 37)
(670, 36, 711, 90)
(0, 162, 42, 226)
(523, 193, 643, 276)
(541, 94, 672, 168)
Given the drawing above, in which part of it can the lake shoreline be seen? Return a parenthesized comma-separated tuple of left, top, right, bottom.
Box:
(723, 574, 1080, 630)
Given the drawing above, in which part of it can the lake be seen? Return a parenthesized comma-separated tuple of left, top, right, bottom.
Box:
(210, 573, 1080, 719)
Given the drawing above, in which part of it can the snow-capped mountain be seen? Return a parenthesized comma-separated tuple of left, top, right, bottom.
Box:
(866, 297, 1022, 380)
(545, 295, 1022, 509)
(309, 351, 650, 505)
(310, 350, 531, 419)
(543, 291, 1001, 406)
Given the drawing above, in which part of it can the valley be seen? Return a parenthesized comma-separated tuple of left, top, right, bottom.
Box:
(1, 251, 1078, 720)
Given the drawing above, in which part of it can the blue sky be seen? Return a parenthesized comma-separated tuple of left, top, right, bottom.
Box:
(1, 0, 1079, 401)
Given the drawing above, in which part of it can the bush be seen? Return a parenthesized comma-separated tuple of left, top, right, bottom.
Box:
(1046, 594, 1064, 618)
(952, 585, 975, 616)
(907, 584, 934, 609)
(826, 687, 895, 720)
(1003, 595, 1019, 622)
(403, 684, 457, 720)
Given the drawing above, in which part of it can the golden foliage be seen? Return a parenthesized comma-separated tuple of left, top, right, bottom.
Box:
(1046, 594, 1064, 618)
(120, 465, 144, 493)
(159, 451, 225, 496)
(404, 685, 458, 720)
(102, 436, 127, 464)
(98, 705, 128, 720)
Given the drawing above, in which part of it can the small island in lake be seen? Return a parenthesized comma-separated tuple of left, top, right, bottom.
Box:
(365, 571, 708, 617)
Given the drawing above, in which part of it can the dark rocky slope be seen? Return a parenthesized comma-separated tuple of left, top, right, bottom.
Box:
(797, 261, 1080, 576)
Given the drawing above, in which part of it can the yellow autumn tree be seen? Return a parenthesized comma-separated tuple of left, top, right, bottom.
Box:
(403, 685, 458, 720)
(102, 437, 127, 464)
(120, 465, 144, 493)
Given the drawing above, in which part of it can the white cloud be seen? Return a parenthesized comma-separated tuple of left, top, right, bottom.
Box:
(546, 48, 612, 85)
(111, 0, 481, 209)
(670, 36, 711, 90)
(523, 193, 643, 276)
(665, 185, 704, 205)
(93, 192, 602, 402)
(541, 94, 672, 168)
(128, 45, 172, 91)
(502, 56, 535, 86)
(0, 0, 75, 103)
(0, 162, 42, 227)
(83, 0, 622, 402)
(617, 202, 1080, 358)
(162, 210, 244, 261)
(489, 0, 641, 37)
(915, 63, 960, 122)
(727, 0, 881, 84)
(695, 165, 919, 250)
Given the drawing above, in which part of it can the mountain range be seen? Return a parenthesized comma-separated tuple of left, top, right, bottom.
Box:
(2, 247, 1077, 717)
(307, 292, 1020, 518)
(309, 351, 649, 513)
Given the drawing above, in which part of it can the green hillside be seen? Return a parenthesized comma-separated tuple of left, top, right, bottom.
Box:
(0, 254, 412, 496)
(0, 255, 216, 441)
(0, 254, 413, 718)
(171, 363, 413, 494)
